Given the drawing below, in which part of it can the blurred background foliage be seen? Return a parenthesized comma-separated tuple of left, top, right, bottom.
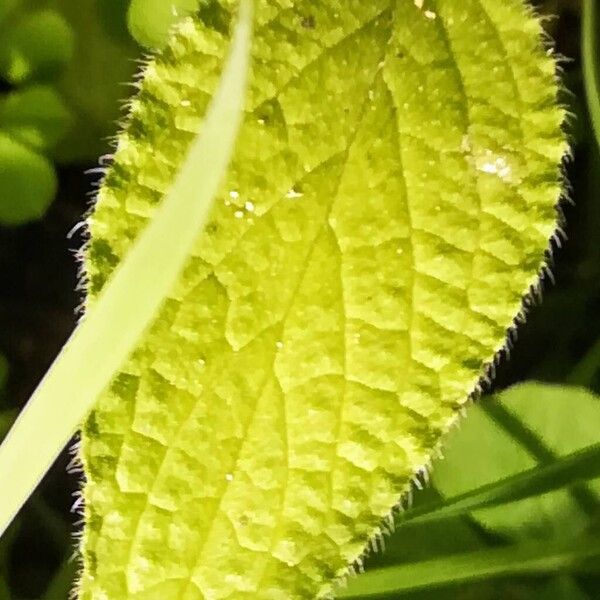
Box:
(0, 0, 599, 598)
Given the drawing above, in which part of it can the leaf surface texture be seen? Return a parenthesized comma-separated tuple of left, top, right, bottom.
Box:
(81, 1, 566, 598)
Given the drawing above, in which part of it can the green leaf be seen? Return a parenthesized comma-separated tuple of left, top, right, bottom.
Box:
(79, 1, 566, 598)
(567, 336, 600, 387)
(0, 84, 73, 152)
(0, 8, 74, 84)
(127, 0, 200, 48)
(0, 132, 57, 225)
(41, 555, 79, 600)
(405, 441, 600, 525)
(0, 0, 251, 547)
(339, 535, 600, 599)
(433, 383, 600, 541)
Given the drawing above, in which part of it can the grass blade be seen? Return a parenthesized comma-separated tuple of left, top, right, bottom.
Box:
(0, 0, 253, 539)
(583, 0, 600, 148)
(41, 553, 78, 600)
(403, 443, 600, 525)
(567, 337, 600, 387)
(339, 536, 600, 598)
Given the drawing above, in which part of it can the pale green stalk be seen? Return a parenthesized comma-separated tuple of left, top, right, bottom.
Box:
(583, 0, 600, 148)
(0, 0, 252, 539)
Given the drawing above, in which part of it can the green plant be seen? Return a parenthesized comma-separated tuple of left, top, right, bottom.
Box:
(1, 2, 600, 597)
(0, 0, 138, 225)
(80, 1, 567, 596)
(341, 382, 600, 598)
(0, 1, 73, 224)
(583, 0, 600, 149)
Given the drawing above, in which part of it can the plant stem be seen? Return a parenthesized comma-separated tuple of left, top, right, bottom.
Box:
(583, 0, 600, 149)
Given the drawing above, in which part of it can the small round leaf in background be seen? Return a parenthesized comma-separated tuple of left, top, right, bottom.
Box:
(0, 85, 73, 152)
(127, 0, 199, 48)
(0, 133, 57, 226)
(0, 9, 74, 84)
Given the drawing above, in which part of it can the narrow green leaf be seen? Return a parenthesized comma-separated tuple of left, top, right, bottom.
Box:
(0, 0, 252, 539)
(339, 536, 600, 598)
(568, 336, 600, 387)
(583, 0, 600, 149)
(405, 442, 600, 525)
(41, 554, 78, 600)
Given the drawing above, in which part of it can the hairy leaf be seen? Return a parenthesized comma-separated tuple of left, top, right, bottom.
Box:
(82, 1, 566, 598)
